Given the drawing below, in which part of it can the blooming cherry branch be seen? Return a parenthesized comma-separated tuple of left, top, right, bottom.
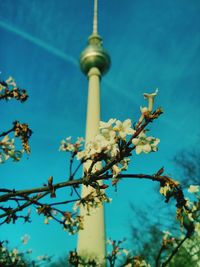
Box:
(1, 82, 200, 266)
(0, 77, 32, 163)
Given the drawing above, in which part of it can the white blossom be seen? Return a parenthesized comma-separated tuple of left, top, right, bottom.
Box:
(76, 118, 136, 161)
(12, 248, 18, 256)
(0, 83, 5, 91)
(44, 216, 52, 224)
(77, 131, 117, 161)
(185, 197, 192, 208)
(112, 164, 121, 178)
(188, 185, 199, 193)
(132, 132, 160, 155)
(76, 150, 86, 160)
(140, 106, 149, 114)
(99, 118, 116, 129)
(113, 119, 135, 140)
(6, 76, 17, 87)
(0, 135, 23, 163)
(110, 143, 119, 157)
(59, 137, 74, 152)
(122, 248, 130, 256)
(59, 136, 84, 153)
(72, 201, 79, 212)
(120, 158, 130, 170)
(106, 239, 113, 245)
(21, 234, 30, 245)
(143, 88, 158, 112)
(187, 212, 194, 222)
(138, 106, 149, 124)
(160, 183, 171, 197)
(100, 129, 116, 145)
(162, 230, 171, 239)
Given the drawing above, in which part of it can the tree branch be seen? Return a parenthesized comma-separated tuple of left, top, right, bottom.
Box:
(0, 172, 177, 203)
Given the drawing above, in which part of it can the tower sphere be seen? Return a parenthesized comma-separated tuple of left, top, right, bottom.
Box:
(80, 35, 111, 76)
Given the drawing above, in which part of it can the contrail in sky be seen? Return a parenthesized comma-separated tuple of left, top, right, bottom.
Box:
(0, 20, 78, 67)
(1, 20, 195, 144)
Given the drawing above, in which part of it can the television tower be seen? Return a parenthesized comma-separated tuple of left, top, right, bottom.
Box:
(77, 0, 110, 265)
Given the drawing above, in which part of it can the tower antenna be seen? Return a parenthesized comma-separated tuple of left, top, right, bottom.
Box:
(93, 0, 98, 35)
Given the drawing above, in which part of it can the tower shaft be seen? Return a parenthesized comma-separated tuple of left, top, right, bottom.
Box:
(77, 0, 110, 265)
(85, 67, 101, 140)
(77, 67, 106, 265)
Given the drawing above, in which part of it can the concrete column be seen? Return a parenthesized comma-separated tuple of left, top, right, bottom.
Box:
(77, 67, 106, 266)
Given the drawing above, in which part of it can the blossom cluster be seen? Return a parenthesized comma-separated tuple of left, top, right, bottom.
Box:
(186, 185, 200, 234)
(159, 183, 200, 236)
(106, 238, 151, 267)
(132, 132, 160, 155)
(130, 258, 151, 267)
(13, 121, 32, 154)
(68, 245, 151, 267)
(0, 235, 50, 266)
(59, 90, 160, 182)
(0, 76, 28, 102)
(0, 135, 23, 164)
(21, 234, 30, 245)
(0, 245, 24, 266)
(73, 190, 112, 215)
(59, 136, 84, 154)
(69, 250, 101, 267)
(41, 208, 84, 235)
(159, 183, 173, 197)
(76, 118, 135, 162)
(62, 212, 84, 235)
(106, 238, 129, 261)
(0, 76, 30, 163)
(0, 121, 32, 164)
(60, 118, 160, 179)
(162, 230, 175, 247)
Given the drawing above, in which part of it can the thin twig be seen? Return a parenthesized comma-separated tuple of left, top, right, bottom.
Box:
(0, 127, 15, 138)
(155, 244, 165, 267)
(71, 161, 83, 177)
(0, 192, 49, 219)
(69, 154, 75, 180)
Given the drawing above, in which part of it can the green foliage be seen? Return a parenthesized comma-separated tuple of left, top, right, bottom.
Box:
(169, 235, 200, 267)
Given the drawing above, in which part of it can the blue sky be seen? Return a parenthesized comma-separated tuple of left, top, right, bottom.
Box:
(0, 0, 200, 263)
